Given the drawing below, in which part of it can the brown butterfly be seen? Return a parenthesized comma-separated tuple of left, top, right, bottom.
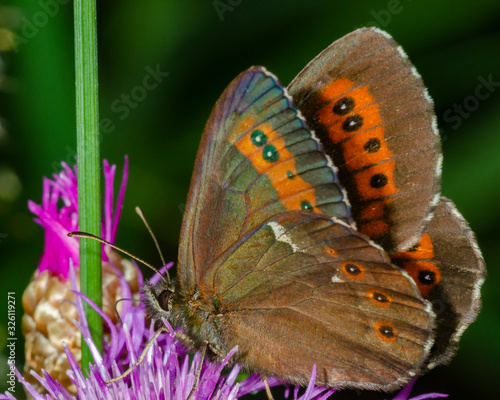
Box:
(84, 27, 485, 395)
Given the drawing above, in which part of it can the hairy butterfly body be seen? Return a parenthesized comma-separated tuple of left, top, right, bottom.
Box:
(144, 27, 484, 392)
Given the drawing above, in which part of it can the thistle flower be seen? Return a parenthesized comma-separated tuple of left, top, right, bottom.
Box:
(21, 158, 139, 395)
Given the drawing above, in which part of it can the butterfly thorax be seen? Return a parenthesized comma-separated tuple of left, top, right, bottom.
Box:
(174, 284, 228, 358)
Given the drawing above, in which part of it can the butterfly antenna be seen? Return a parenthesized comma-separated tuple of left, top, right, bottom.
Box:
(67, 231, 169, 286)
(135, 207, 171, 285)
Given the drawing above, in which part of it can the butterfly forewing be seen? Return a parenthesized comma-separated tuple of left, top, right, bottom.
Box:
(202, 211, 434, 390)
(288, 27, 442, 253)
(179, 67, 353, 289)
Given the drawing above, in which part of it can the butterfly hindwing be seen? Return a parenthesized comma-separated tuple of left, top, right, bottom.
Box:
(288, 27, 442, 253)
(391, 197, 485, 368)
(179, 67, 353, 289)
(201, 211, 434, 390)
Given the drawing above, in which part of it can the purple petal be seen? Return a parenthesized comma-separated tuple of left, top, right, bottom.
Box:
(103, 159, 116, 242)
(302, 364, 317, 400)
(410, 394, 448, 400)
(149, 263, 173, 286)
(392, 378, 448, 400)
(111, 156, 129, 243)
(14, 369, 45, 400)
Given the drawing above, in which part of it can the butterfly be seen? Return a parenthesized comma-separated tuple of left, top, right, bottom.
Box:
(143, 27, 486, 392)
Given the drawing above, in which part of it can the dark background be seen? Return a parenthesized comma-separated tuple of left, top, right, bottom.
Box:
(1, 0, 499, 399)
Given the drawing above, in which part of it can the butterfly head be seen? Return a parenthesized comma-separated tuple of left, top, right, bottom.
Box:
(142, 277, 176, 327)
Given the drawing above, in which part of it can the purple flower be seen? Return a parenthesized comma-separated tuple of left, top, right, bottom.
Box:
(4, 158, 448, 400)
(21, 158, 138, 396)
(27, 158, 128, 280)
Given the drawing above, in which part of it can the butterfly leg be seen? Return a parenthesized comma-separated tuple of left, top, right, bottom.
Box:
(173, 331, 197, 348)
(106, 325, 169, 384)
(187, 340, 209, 400)
(263, 376, 274, 400)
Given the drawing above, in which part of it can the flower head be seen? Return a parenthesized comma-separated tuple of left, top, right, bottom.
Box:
(28, 158, 129, 280)
(21, 158, 139, 395)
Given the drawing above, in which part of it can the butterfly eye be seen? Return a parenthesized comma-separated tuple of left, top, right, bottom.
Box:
(158, 290, 173, 311)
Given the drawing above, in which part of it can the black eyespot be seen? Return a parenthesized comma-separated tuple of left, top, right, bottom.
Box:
(378, 324, 395, 339)
(364, 138, 381, 153)
(342, 115, 363, 132)
(370, 173, 388, 188)
(345, 263, 361, 276)
(333, 97, 355, 115)
(373, 292, 390, 303)
(286, 170, 295, 179)
(418, 270, 437, 285)
(158, 290, 172, 311)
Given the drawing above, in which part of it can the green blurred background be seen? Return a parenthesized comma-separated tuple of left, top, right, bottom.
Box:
(1, 0, 499, 399)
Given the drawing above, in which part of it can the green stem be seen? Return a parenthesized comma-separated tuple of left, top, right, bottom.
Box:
(74, 0, 102, 371)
